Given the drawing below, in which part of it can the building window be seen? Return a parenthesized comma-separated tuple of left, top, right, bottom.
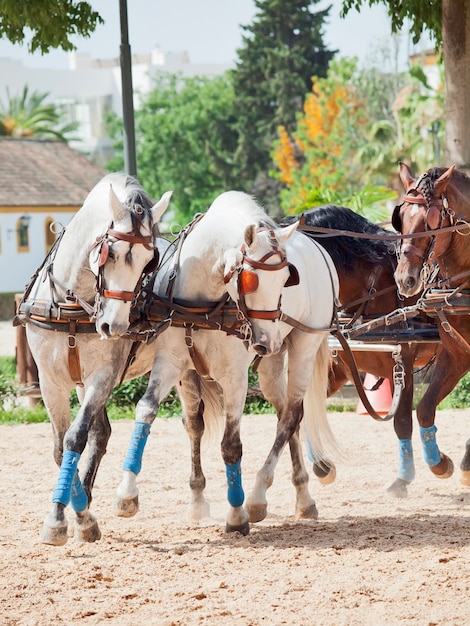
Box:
(17, 216, 31, 252)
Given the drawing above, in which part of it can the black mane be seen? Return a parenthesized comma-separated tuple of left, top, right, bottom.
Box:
(124, 175, 160, 236)
(281, 204, 395, 274)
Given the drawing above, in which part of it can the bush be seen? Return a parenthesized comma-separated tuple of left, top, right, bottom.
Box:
(1, 356, 469, 423)
(439, 372, 470, 409)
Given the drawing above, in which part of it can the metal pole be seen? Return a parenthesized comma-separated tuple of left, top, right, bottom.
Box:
(119, 0, 137, 176)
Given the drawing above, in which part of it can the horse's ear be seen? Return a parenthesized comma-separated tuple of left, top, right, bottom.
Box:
(399, 162, 416, 191)
(109, 184, 126, 222)
(276, 221, 298, 245)
(221, 249, 243, 284)
(151, 190, 172, 223)
(434, 165, 455, 197)
(244, 224, 257, 248)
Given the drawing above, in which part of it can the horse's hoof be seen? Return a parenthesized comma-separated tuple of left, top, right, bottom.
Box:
(115, 495, 139, 518)
(225, 520, 250, 535)
(74, 514, 102, 543)
(296, 503, 318, 520)
(430, 454, 454, 479)
(246, 502, 267, 523)
(40, 518, 68, 546)
(387, 478, 409, 498)
(188, 501, 211, 522)
(313, 460, 336, 485)
(460, 471, 470, 487)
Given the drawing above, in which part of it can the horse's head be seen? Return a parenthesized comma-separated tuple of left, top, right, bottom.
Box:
(223, 221, 299, 355)
(90, 184, 172, 338)
(393, 162, 456, 297)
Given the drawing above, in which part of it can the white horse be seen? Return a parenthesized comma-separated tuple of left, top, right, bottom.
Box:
(17, 173, 172, 546)
(115, 191, 339, 534)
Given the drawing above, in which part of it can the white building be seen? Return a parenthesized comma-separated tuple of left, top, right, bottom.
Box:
(0, 138, 105, 299)
(0, 49, 230, 165)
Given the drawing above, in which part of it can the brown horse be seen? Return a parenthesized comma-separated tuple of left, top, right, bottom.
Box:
(283, 205, 441, 496)
(393, 162, 470, 486)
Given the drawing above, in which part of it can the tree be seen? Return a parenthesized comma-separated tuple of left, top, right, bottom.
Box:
(272, 57, 396, 220)
(341, 0, 470, 173)
(0, 0, 103, 53)
(231, 0, 335, 212)
(107, 72, 240, 224)
(0, 85, 78, 141)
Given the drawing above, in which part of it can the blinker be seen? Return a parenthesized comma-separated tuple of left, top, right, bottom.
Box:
(99, 241, 109, 267)
(285, 263, 300, 287)
(426, 206, 441, 230)
(239, 269, 259, 295)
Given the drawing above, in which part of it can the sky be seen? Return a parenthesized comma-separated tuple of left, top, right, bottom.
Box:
(0, 0, 433, 70)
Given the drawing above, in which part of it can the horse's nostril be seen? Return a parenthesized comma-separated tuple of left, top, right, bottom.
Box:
(100, 323, 111, 337)
(253, 344, 268, 356)
(406, 277, 416, 290)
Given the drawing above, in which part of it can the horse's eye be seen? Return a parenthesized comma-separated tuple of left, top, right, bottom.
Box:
(107, 244, 116, 261)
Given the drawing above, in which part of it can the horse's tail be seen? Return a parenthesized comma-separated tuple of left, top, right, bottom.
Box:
(178, 372, 225, 443)
(199, 377, 225, 443)
(302, 335, 341, 462)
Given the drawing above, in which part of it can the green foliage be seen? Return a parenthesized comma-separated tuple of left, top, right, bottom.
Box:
(0, 0, 103, 53)
(274, 57, 388, 216)
(107, 72, 240, 225)
(231, 0, 335, 210)
(0, 372, 18, 410)
(289, 185, 397, 222)
(340, 0, 442, 47)
(1, 355, 469, 422)
(0, 356, 15, 378)
(0, 85, 79, 141)
(439, 373, 470, 410)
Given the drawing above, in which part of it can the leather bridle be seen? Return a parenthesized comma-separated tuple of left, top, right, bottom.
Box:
(392, 174, 457, 284)
(85, 207, 159, 319)
(223, 228, 299, 323)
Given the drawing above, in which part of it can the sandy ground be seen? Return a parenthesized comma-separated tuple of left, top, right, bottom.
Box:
(1, 405, 470, 625)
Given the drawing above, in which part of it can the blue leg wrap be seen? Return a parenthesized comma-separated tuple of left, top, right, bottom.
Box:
(397, 439, 415, 482)
(226, 461, 244, 508)
(123, 421, 151, 475)
(70, 472, 88, 512)
(52, 450, 81, 506)
(420, 424, 441, 466)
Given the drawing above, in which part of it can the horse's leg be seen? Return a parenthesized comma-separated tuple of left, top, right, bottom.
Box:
(38, 381, 73, 546)
(178, 371, 211, 521)
(247, 334, 327, 524)
(72, 405, 112, 542)
(115, 349, 182, 517)
(219, 370, 250, 535)
(416, 346, 467, 479)
(386, 349, 416, 498)
(460, 439, 470, 487)
(250, 351, 318, 521)
(41, 359, 122, 546)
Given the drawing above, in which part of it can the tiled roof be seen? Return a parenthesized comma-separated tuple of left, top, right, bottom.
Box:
(0, 138, 106, 207)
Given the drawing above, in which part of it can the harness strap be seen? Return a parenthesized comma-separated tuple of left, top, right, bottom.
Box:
(67, 321, 84, 386)
(166, 214, 205, 302)
(298, 222, 469, 240)
(106, 229, 153, 247)
(435, 310, 470, 355)
(332, 329, 401, 422)
(102, 289, 135, 301)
